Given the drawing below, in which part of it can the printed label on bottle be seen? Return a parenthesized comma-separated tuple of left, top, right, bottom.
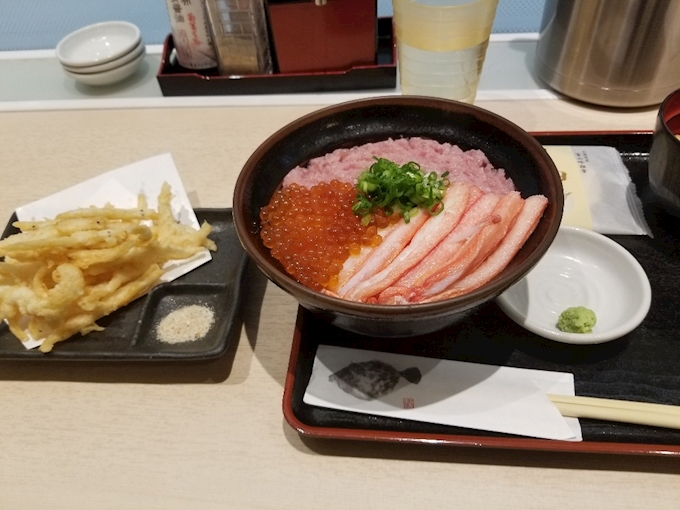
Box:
(166, 0, 217, 69)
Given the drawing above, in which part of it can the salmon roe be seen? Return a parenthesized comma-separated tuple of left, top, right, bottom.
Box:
(260, 181, 391, 291)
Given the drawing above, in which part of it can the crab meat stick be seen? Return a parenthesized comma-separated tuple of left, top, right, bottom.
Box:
(337, 211, 429, 297)
(388, 188, 495, 292)
(342, 181, 471, 302)
(415, 191, 524, 300)
(422, 194, 548, 303)
(335, 220, 401, 290)
(376, 189, 496, 304)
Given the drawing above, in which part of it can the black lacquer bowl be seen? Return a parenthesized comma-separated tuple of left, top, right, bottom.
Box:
(649, 88, 680, 217)
(233, 96, 564, 338)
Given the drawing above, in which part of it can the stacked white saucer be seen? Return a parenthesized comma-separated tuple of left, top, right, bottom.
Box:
(56, 21, 145, 86)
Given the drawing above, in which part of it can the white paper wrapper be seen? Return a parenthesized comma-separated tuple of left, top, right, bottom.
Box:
(546, 145, 652, 236)
(9, 153, 212, 349)
(572, 146, 651, 236)
(304, 345, 582, 441)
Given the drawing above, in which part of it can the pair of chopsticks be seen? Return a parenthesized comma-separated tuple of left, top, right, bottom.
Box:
(548, 394, 680, 430)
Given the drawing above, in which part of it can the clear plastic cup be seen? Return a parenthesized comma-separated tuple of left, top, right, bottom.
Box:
(392, 0, 499, 103)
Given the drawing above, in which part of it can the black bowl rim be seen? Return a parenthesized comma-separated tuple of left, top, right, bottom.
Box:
(659, 88, 680, 144)
(233, 95, 564, 320)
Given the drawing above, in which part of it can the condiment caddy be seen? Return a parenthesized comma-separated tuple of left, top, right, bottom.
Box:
(156, 17, 396, 96)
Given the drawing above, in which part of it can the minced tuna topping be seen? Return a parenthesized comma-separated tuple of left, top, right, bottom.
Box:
(282, 137, 515, 195)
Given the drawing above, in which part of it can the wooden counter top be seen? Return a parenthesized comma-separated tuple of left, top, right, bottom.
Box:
(1, 100, 678, 510)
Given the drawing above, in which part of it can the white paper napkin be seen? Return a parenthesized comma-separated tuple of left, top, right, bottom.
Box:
(10, 153, 212, 349)
(304, 345, 582, 441)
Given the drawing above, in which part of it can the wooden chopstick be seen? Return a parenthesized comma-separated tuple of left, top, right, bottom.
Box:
(548, 394, 680, 430)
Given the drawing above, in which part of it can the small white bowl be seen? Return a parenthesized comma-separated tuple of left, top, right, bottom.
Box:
(56, 21, 141, 68)
(63, 49, 145, 86)
(61, 39, 144, 74)
(496, 226, 651, 344)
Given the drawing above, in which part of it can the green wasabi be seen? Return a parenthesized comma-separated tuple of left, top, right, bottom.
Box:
(557, 306, 597, 333)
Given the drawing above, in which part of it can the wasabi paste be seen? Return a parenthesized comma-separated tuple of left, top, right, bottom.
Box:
(557, 306, 597, 333)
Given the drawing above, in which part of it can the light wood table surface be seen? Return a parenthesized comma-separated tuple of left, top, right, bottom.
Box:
(1, 99, 678, 510)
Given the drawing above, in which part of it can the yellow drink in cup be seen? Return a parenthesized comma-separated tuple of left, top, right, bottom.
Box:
(392, 0, 499, 103)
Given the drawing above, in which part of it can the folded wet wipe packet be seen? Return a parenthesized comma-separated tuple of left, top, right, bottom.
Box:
(544, 146, 651, 236)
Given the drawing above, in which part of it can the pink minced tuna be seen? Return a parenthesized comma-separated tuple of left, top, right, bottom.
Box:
(282, 137, 516, 195)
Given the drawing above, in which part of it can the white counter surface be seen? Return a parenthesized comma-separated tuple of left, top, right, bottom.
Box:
(0, 37, 557, 111)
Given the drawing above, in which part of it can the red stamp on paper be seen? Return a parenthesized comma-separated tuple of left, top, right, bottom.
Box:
(403, 397, 415, 409)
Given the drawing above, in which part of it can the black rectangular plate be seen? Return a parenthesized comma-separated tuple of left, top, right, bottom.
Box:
(283, 132, 680, 456)
(0, 209, 248, 361)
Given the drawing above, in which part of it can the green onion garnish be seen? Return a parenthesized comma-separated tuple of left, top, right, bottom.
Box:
(352, 157, 450, 224)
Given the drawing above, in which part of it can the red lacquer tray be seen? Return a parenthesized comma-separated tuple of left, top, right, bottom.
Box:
(283, 131, 680, 456)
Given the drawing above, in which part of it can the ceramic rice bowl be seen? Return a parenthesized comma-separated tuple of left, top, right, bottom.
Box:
(233, 96, 564, 338)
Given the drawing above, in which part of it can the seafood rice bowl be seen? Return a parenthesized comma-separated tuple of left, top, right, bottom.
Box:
(233, 96, 563, 338)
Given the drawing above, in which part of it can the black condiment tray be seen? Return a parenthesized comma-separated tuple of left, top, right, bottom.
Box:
(283, 131, 680, 456)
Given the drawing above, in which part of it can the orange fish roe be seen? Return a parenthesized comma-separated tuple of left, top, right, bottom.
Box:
(260, 180, 388, 291)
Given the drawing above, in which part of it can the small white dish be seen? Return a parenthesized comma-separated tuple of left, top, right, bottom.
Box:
(496, 226, 651, 344)
(63, 49, 145, 86)
(56, 21, 141, 68)
(61, 39, 144, 74)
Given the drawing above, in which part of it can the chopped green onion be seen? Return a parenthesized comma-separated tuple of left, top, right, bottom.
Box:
(352, 158, 450, 223)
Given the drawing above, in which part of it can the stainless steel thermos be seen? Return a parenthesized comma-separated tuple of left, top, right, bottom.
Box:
(535, 0, 680, 107)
